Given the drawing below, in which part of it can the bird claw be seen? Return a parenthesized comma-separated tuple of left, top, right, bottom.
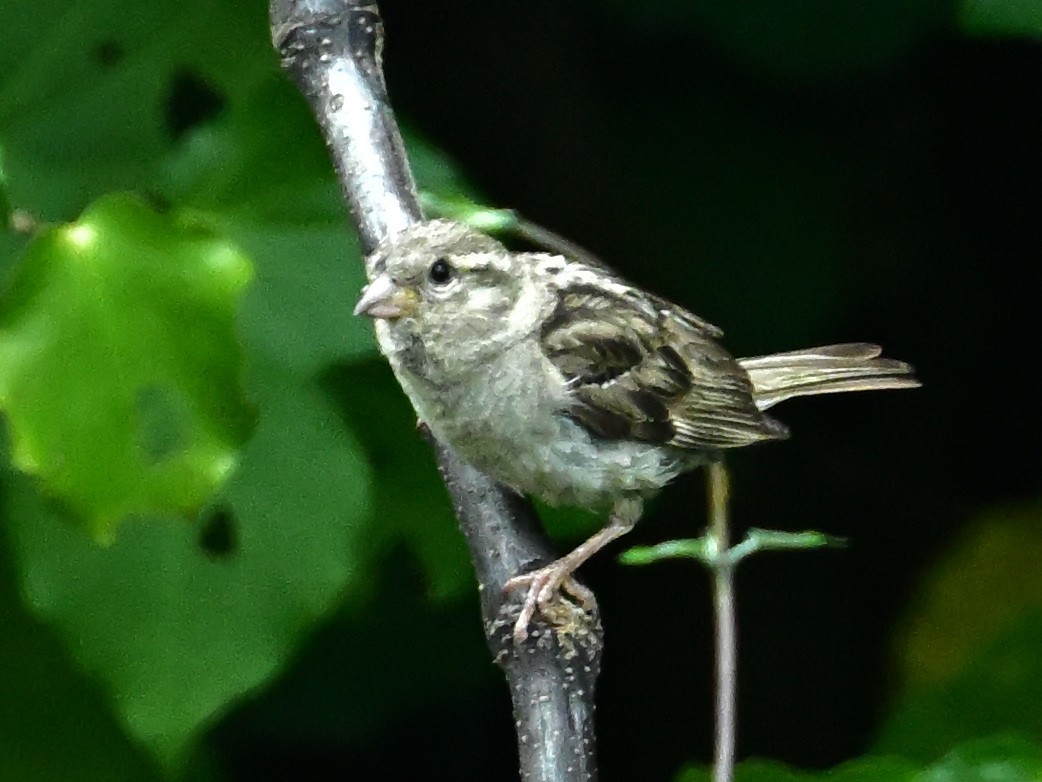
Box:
(504, 564, 596, 643)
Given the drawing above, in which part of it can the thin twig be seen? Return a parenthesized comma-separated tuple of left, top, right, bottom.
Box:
(268, 3, 601, 780)
(510, 216, 611, 270)
(707, 460, 736, 782)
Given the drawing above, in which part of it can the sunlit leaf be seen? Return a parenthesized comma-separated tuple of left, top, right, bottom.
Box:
(0, 194, 254, 540)
(160, 79, 506, 377)
(4, 364, 372, 765)
(159, 79, 375, 376)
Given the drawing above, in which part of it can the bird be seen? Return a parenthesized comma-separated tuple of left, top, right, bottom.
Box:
(354, 219, 919, 641)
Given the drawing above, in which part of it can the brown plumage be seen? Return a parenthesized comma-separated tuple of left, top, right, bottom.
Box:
(358, 218, 920, 641)
(541, 283, 918, 455)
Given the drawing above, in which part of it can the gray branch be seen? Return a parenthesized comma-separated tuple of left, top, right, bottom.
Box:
(268, 2, 602, 779)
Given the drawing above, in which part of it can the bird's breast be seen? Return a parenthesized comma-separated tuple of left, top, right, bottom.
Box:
(423, 343, 684, 507)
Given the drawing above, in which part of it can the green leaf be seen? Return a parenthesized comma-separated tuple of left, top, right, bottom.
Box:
(675, 756, 916, 782)
(891, 502, 1042, 693)
(319, 358, 473, 601)
(0, 0, 275, 219)
(159, 79, 507, 377)
(156, 80, 502, 596)
(3, 363, 372, 765)
(876, 612, 1042, 762)
(0, 194, 255, 541)
(960, 0, 1042, 38)
(918, 736, 1042, 782)
(676, 737, 1042, 782)
(878, 503, 1042, 761)
(0, 524, 160, 782)
(220, 559, 495, 748)
(158, 79, 375, 376)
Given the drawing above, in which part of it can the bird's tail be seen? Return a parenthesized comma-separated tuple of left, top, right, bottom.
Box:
(739, 343, 919, 411)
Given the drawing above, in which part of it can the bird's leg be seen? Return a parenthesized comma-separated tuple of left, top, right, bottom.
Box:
(504, 497, 643, 643)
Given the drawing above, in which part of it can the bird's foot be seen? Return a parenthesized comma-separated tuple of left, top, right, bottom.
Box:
(504, 564, 596, 643)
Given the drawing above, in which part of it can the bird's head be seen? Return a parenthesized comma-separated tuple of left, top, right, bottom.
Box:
(355, 220, 552, 372)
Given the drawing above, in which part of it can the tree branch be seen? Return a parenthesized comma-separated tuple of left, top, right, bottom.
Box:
(268, 3, 602, 779)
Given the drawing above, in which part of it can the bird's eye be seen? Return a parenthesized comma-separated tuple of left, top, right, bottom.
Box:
(428, 257, 454, 285)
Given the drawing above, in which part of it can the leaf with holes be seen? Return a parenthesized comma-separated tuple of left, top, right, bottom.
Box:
(0, 0, 274, 220)
(0, 193, 255, 540)
(4, 362, 373, 764)
(159, 78, 504, 376)
(159, 79, 376, 375)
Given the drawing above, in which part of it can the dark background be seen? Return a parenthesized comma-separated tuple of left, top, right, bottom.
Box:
(218, 1, 1041, 779)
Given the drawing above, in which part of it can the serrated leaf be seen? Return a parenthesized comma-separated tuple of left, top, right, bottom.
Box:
(0, 194, 254, 540)
(4, 362, 372, 765)
(155, 80, 505, 595)
(160, 79, 505, 377)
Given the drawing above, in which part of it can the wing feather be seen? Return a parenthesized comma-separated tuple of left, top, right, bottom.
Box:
(539, 270, 786, 451)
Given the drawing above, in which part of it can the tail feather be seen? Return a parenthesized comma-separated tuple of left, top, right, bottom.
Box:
(739, 343, 920, 411)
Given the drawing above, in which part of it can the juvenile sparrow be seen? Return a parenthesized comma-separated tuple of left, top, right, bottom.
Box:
(355, 219, 919, 641)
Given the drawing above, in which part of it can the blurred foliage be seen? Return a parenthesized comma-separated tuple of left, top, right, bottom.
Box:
(961, 0, 1042, 37)
(878, 613, 1042, 762)
(891, 502, 1042, 691)
(677, 736, 1042, 782)
(0, 0, 477, 772)
(875, 509, 1042, 762)
(0, 534, 161, 781)
(0, 0, 1040, 779)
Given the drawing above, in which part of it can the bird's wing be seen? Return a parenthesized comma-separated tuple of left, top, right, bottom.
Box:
(540, 279, 786, 450)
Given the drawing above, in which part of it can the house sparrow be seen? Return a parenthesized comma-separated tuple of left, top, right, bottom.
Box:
(355, 219, 919, 641)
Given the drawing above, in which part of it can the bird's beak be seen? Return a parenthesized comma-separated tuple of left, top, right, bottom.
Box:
(353, 274, 417, 319)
